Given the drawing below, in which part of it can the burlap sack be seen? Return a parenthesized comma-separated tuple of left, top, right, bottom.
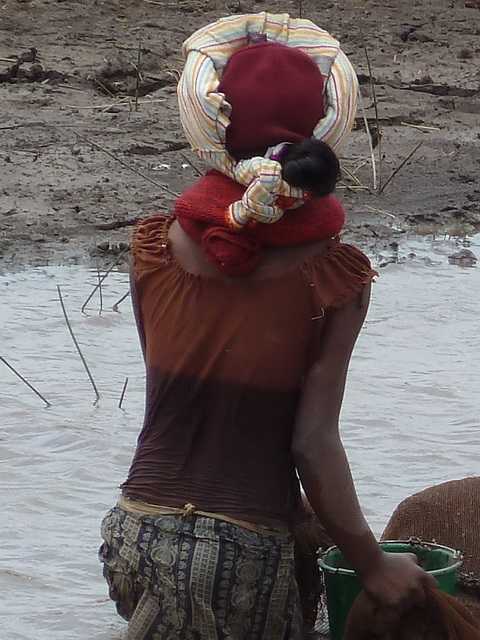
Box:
(382, 477, 480, 621)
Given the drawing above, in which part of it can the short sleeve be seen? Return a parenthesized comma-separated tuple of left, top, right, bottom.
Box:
(302, 241, 377, 311)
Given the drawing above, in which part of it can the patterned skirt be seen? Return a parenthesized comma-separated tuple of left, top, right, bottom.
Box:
(99, 504, 304, 640)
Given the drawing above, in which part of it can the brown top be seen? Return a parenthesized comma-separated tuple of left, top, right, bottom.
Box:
(121, 215, 376, 524)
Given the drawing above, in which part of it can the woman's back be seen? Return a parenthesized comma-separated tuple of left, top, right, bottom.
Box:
(168, 218, 330, 280)
(121, 215, 375, 524)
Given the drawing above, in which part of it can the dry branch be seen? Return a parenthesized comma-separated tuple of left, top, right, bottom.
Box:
(134, 38, 142, 112)
(180, 151, 203, 177)
(380, 142, 424, 194)
(364, 46, 383, 190)
(357, 90, 377, 191)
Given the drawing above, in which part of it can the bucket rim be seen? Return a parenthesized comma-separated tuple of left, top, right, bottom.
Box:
(319, 540, 464, 577)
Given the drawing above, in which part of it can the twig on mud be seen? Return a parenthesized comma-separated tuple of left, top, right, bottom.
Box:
(57, 83, 87, 93)
(180, 151, 203, 177)
(65, 98, 165, 111)
(357, 91, 377, 191)
(165, 68, 181, 83)
(364, 46, 383, 190)
(380, 141, 424, 194)
(0, 356, 51, 407)
(118, 377, 129, 409)
(57, 285, 100, 403)
(364, 204, 397, 219)
(401, 122, 440, 132)
(101, 99, 130, 114)
(94, 77, 116, 98)
(298, 0, 304, 18)
(352, 159, 369, 173)
(134, 37, 142, 112)
(0, 123, 39, 130)
(341, 165, 366, 188)
(95, 217, 139, 231)
(337, 185, 370, 192)
(0, 122, 82, 131)
(81, 248, 129, 314)
(113, 291, 131, 313)
(72, 131, 180, 198)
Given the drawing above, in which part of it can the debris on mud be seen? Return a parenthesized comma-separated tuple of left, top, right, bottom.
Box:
(0, 48, 65, 84)
(92, 50, 176, 97)
(95, 218, 139, 231)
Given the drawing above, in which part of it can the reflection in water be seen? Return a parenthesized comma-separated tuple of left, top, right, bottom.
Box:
(1, 235, 479, 639)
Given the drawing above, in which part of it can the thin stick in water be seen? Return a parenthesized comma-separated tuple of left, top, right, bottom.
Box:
(0, 356, 51, 407)
(380, 141, 423, 194)
(96, 261, 103, 315)
(81, 248, 129, 314)
(113, 290, 131, 312)
(57, 285, 100, 402)
(119, 377, 129, 409)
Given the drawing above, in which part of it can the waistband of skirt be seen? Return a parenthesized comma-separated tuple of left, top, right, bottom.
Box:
(118, 495, 290, 536)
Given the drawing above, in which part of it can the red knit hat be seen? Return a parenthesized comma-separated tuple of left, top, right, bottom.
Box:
(218, 41, 326, 159)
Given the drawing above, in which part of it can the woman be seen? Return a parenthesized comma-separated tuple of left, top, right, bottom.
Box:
(99, 13, 434, 639)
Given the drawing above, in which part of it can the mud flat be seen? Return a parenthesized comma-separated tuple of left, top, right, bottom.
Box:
(1, 0, 480, 270)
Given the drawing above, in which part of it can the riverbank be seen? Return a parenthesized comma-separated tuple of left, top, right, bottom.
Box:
(1, 0, 480, 270)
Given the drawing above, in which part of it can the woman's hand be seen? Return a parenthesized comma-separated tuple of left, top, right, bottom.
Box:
(361, 551, 437, 609)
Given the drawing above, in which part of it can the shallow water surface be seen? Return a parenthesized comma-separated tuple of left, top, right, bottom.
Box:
(1, 235, 479, 639)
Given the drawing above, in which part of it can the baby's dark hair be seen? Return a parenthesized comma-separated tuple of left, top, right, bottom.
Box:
(280, 139, 340, 197)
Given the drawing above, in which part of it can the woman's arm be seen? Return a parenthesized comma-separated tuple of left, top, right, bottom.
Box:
(130, 262, 147, 361)
(292, 284, 435, 607)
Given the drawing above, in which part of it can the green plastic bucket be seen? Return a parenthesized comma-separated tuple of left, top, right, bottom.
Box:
(319, 540, 463, 640)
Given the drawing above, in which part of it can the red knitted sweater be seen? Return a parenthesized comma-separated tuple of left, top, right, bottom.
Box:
(175, 171, 345, 276)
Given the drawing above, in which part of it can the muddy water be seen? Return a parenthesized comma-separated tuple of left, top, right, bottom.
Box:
(1, 235, 479, 639)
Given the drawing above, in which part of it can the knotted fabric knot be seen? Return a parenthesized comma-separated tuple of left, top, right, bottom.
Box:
(182, 503, 197, 517)
(229, 157, 304, 227)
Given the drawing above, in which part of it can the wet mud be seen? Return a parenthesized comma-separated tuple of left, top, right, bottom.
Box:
(1, 0, 480, 271)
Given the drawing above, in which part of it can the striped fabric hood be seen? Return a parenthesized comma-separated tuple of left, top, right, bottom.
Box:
(177, 12, 358, 229)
